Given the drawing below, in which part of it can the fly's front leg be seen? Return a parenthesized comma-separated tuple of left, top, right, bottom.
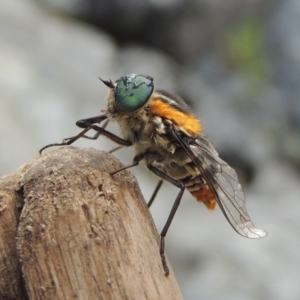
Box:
(59, 116, 111, 143)
(39, 115, 108, 154)
(68, 119, 110, 142)
(75, 114, 108, 128)
(147, 165, 185, 276)
(39, 126, 93, 154)
(89, 124, 132, 147)
(60, 115, 111, 144)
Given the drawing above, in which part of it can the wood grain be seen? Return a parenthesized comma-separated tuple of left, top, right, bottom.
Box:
(0, 147, 183, 300)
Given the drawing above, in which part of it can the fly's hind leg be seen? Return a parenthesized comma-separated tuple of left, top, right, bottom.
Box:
(147, 165, 185, 276)
(147, 179, 163, 208)
(111, 155, 184, 276)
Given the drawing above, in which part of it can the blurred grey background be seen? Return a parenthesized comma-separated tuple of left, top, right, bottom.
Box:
(1, 0, 300, 299)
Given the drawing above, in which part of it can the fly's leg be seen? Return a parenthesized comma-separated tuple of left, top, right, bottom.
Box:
(39, 126, 93, 154)
(109, 150, 163, 206)
(112, 157, 183, 275)
(65, 120, 127, 147)
(147, 179, 163, 208)
(40, 115, 132, 154)
(68, 119, 110, 142)
(39, 115, 108, 154)
(147, 165, 185, 276)
(55, 119, 110, 148)
(109, 145, 124, 153)
(88, 124, 131, 146)
(110, 153, 144, 176)
(77, 119, 131, 147)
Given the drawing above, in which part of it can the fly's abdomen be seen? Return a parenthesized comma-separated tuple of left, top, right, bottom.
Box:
(183, 175, 217, 210)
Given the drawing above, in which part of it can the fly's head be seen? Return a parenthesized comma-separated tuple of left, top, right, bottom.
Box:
(101, 74, 154, 120)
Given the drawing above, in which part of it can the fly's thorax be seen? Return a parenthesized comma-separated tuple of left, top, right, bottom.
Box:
(105, 90, 169, 148)
(117, 108, 150, 142)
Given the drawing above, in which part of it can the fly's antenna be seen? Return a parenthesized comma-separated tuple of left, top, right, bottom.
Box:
(99, 77, 114, 88)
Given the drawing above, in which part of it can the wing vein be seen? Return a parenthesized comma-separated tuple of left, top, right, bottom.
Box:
(167, 124, 267, 238)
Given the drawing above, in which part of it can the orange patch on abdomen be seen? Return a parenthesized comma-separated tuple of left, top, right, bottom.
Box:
(150, 99, 202, 136)
(191, 187, 217, 210)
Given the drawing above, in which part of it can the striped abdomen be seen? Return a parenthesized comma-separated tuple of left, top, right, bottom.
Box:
(182, 174, 217, 210)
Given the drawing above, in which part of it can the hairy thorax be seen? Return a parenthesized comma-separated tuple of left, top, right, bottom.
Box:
(113, 107, 196, 180)
(105, 89, 198, 180)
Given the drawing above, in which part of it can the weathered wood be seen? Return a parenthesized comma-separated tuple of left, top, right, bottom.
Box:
(0, 165, 30, 300)
(0, 147, 183, 300)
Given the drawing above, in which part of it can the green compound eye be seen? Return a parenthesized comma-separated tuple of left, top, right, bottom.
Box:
(114, 74, 154, 113)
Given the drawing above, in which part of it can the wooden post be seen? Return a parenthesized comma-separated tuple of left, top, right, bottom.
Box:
(0, 147, 183, 300)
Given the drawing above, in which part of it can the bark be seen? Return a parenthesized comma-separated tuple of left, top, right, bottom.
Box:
(0, 147, 183, 300)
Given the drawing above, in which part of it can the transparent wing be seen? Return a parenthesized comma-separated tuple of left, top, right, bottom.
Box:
(170, 127, 267, 238)
(205, 152, 267, 238)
